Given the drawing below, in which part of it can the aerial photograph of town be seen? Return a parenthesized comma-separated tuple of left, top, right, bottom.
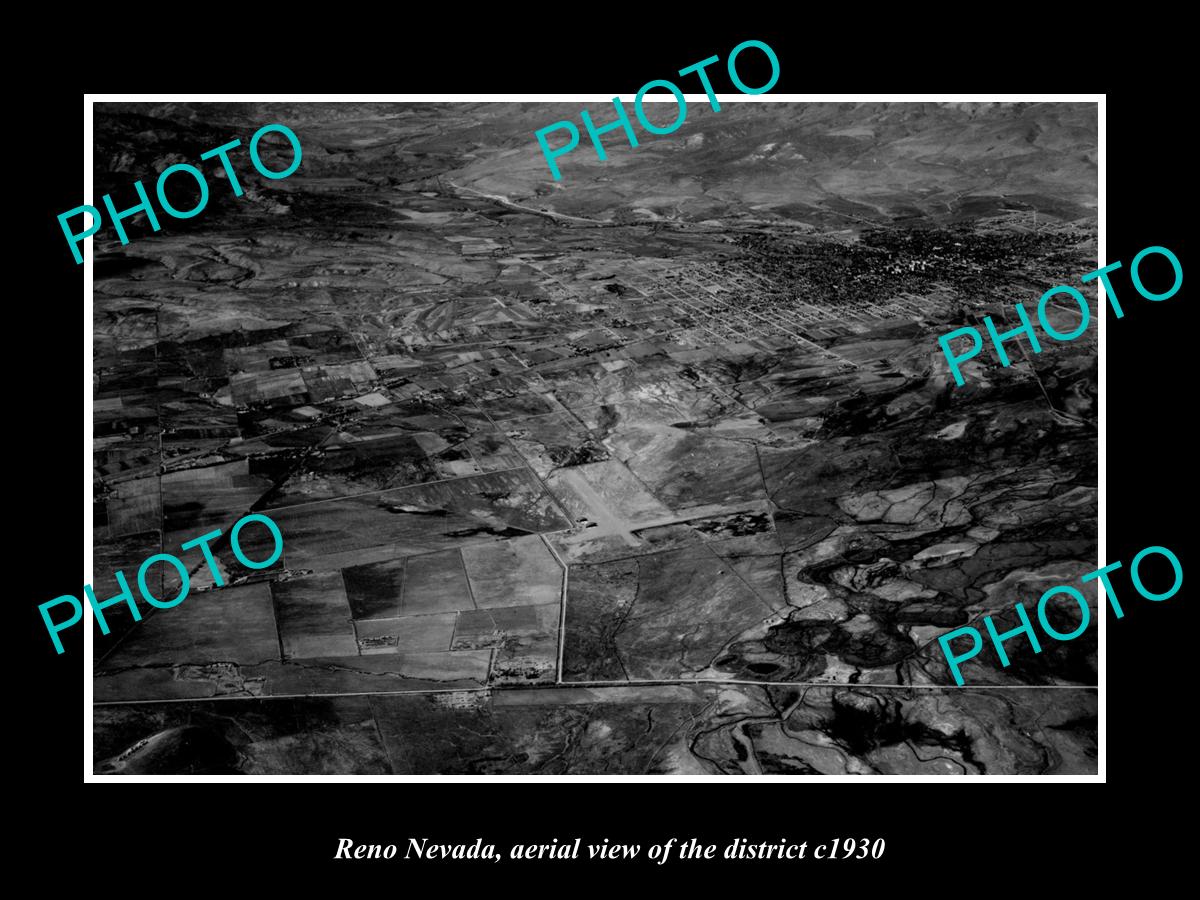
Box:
(91, 100, 1098, 775)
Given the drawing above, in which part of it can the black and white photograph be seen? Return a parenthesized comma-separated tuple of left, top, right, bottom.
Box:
(86, 98, 1100, 776)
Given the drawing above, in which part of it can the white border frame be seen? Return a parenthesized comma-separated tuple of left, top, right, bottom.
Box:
(83, 93, 1106, 783)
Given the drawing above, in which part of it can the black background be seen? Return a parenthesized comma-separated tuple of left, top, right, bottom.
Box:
(19, 16, 1189, 889)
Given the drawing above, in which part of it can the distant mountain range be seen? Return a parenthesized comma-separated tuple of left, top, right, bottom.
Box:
(95, 101, 1096, 234)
